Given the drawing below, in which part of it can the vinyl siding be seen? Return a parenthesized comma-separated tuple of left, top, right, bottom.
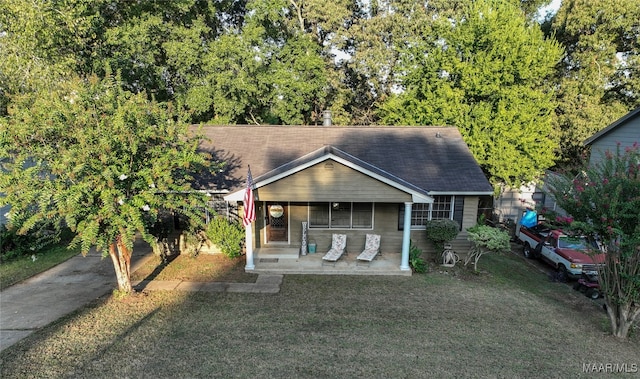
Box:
(255, 160, 412, 202)
(254, 199, 478, 259)
(589, 119, 640, 166)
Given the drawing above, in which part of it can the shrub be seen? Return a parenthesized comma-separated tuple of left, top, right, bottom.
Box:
(205, 217, 245, 258)
(425, 219, 460, 253)
(464, 224, 511, 271)
(409, 241, 427, 273)
(0, 222, 61, 262)
(180, 230, 208, 258)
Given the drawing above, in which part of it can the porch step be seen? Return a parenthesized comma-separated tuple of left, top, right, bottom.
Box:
(255, 247, 300, 259)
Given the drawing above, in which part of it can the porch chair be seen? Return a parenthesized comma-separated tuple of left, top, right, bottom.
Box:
(321, 234, 347, 265)
(356, 234, 381, 265)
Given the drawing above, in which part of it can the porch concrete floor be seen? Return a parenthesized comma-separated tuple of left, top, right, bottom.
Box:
(250, 248, 412, 276)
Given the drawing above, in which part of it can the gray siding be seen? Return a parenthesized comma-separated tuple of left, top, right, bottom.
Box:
(256, 160, 412, 202)
(254, 199, 478, 261)
(589, 118, 640, 166)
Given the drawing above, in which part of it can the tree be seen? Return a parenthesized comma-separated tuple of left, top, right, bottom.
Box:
(0, 0, 95, 115)
(548, 0, 640, 168)
(545, 143, 640, 339)
(379, 0, 563, 191)
(464, 224, 511, 272)
(0, 73, 213, 293)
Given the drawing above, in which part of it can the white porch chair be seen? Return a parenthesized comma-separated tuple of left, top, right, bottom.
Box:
(321, 234, 347, 265)
(356, 234, 381, 265)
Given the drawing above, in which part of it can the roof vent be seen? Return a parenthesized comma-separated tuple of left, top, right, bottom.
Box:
(322, 110, 332, 126)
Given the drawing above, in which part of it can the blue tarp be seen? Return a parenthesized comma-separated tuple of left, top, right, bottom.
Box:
(520, 210, 538, 228)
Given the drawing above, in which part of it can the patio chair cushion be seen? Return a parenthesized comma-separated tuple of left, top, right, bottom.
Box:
(356, 234, 381, 262)
(322, 234, 347, 262)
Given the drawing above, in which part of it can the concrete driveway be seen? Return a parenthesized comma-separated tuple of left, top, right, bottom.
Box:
(0, 241, 284, 353)
(0, 243, 153, 352)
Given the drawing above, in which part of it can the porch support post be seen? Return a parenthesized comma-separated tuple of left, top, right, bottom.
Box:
(245, 223, 255, 270)
(400, 201, 412, 271)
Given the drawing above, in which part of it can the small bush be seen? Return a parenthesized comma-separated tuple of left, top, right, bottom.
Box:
(425, 219, 460, 253)
(464, 224, 511, 271)
(1, 223, 61, 262)
(205, 217, 245, 258)
(409, 241, 427, 273)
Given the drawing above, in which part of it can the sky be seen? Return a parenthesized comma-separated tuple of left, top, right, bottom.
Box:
(537, 0, 562, 19)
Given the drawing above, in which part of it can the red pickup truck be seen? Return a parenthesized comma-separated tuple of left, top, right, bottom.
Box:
(516, 223, 604, 280)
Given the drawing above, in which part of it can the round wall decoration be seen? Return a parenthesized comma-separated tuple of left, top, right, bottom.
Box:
(269, 204, 284, 218)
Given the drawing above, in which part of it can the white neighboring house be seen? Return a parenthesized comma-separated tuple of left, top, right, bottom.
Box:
(584, 106, 640, 166)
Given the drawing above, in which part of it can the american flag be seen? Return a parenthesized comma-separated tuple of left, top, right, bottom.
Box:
(242, 166, 256, 227)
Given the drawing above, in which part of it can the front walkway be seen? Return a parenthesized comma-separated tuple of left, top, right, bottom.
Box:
(132, 274, 283, 294)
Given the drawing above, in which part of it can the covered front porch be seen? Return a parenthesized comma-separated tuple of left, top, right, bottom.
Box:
(250, 247, 411, 276)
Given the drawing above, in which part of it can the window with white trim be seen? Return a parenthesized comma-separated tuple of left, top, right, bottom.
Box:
(411, 203, 430, 226)
(400, 196, 455, 229)
(431, 196, 453, 220)
(309, 202, 373, 229)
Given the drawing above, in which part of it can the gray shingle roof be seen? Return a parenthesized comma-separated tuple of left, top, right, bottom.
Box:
(194, 125, 493, 195)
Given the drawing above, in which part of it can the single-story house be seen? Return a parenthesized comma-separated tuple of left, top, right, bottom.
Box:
(584, 106, 640, 166)
(195, 125, 493, 272)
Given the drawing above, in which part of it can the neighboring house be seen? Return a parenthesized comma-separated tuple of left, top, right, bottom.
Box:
(494, 172, 566, 228)
(496, 107, 640, 228)
(196, 125, 493, 271)
(584, 106, 640, 166)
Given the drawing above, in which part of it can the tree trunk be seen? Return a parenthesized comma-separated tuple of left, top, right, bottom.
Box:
(108, 235, 133, 293)
(605, 298, 640, 339)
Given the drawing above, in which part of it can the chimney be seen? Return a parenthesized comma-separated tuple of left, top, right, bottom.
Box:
(322, 110, 332, 126)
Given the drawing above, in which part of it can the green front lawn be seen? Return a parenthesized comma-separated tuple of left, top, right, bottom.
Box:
(1, 250, 637, 378)
(0, 244, 80, 290)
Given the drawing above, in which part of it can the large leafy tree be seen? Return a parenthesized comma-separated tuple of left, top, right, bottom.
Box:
(0, 74, 213, 293)
(0, 0, 96, 115)
(545, 144, 640, 339)
(548, 0, 640, 167)
(380, 0, 563, 190)
(1, 0, 560, 127)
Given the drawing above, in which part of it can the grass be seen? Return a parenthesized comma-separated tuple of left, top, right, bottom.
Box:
(0, 244, 80, 290)
(131, 253, 258, 283)
(1, 249, 638, 378)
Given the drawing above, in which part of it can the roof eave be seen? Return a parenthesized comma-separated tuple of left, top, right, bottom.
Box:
(584, 106, 640, 146)
(224, 147, 436, 203)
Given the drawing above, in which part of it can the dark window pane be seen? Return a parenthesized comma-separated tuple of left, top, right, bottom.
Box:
(432, 196, 452, 220)
(331, 202, 351, 228)
(352, 202, 373, 228)
(309, 203, 329, 228)
(411, 203, 429, 226)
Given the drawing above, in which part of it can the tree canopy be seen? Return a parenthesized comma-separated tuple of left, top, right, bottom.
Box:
(547, 0, 640, 167)
(1, 0, 639, 196)
(0, 73, 214, 292)
(379, 0, 563, 190)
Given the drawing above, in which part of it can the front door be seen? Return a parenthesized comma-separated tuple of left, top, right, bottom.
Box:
(266, 202, 288, 243)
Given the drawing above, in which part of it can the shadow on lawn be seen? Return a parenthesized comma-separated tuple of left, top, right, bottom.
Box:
(134, 252, 180, 292)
